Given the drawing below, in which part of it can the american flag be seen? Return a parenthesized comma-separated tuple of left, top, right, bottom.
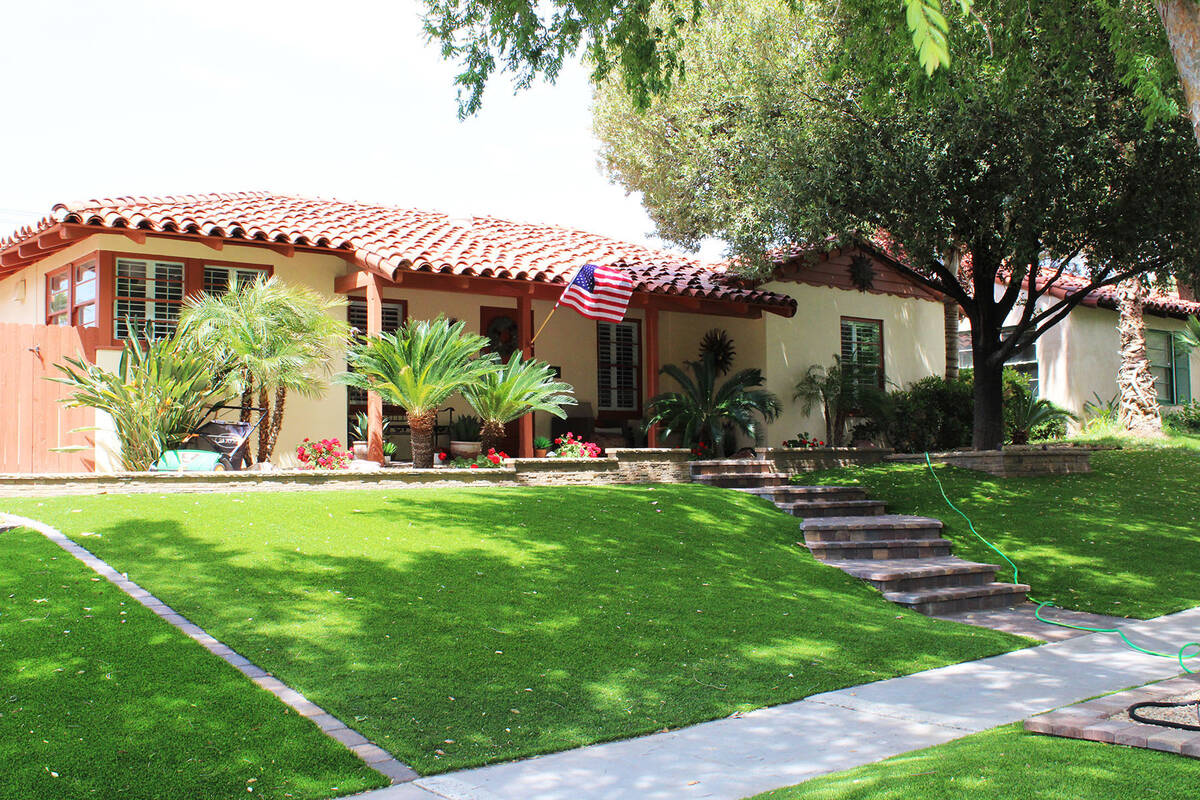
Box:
(557, 263, 634, 323)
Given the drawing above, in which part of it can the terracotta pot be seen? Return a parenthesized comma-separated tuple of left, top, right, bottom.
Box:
(534, 448, 548, 458)
(449, 440, 481, 459)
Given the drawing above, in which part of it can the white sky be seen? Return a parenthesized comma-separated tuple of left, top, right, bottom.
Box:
(0, 0, 715, 256)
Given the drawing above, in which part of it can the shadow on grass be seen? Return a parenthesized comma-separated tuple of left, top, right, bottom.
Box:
(17, 484, 1025, 775)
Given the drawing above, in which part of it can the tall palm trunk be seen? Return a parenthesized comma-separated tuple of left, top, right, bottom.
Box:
(1116, 277, 1163, 435)
(240, 372, 254, 424)
(1158, 0, 1200, 150)
(480, 419, 506, 454)
(263, 386, 288, 461)
(409, 411, 437, 468)
(256, 387, 271, 463)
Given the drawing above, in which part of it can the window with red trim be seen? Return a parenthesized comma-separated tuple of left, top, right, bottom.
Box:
(45, 259, 98, 327)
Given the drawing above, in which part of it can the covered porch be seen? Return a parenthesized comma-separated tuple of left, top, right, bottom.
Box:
(333, 266, 792, 463)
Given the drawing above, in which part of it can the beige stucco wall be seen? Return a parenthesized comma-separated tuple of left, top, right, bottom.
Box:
(1039, 303, 1199, 419)
(760, 281, 945, 445)
(0, 236, 123, 324)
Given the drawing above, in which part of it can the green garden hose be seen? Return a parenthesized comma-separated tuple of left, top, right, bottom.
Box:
(923, 452, 1200, 674)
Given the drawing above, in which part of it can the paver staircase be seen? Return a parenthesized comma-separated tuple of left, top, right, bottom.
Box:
(691, 459, 1029, 615)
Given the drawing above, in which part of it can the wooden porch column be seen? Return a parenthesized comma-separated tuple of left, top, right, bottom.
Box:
(645, 307, 660, 447)
(518, 294, 534, 458)
(366, 273, 385, 465)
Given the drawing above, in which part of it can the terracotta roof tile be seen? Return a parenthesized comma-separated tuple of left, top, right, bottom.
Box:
(0, 192, 796, 314)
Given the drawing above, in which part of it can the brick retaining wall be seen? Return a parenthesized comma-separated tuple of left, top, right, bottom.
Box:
(886, 446, 1093, 477)
(0, 447, 898, 497)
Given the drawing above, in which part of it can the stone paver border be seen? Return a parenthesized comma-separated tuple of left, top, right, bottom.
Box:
(0, 513, 419, 785)
(1025, 672, 1200, 756)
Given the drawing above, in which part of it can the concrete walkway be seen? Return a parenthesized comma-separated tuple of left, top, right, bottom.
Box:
(352, 606, 1200, 800)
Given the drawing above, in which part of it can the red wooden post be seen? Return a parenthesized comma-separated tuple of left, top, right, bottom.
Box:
(518, 293, 534, 458)
(365, 273, 385, 465)
(645, 306, 660, 447)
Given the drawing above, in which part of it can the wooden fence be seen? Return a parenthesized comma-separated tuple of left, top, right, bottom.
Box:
(0, 323, 102, 473)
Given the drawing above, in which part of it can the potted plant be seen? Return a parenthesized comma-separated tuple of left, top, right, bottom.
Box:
(448, 414, 483, 459)
(533, 435, 553, 458)
(349, 412, 392, 461)
(381, 440, 397, 464)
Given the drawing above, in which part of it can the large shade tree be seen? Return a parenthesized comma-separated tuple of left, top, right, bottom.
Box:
(592, 0, 1200, 449)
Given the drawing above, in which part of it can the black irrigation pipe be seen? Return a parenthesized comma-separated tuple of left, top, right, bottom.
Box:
(1127, 700, 1200, 732)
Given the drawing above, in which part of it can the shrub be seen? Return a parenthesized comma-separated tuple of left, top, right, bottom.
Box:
(51, 334, 232, 471)
(1165, 400, 1200, 432)
(449, 414, 483, 442)
(296, 438, 351, 470)
(857, 375, 973, 453)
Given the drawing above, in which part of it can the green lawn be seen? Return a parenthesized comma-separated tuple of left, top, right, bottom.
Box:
(801, 448, 1200, 619)
(4, 485, 1026, 775)
(751, 723, 1200, 799)
(0, 526, 386, 800)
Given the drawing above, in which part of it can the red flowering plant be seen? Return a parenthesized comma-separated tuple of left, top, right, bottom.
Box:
(782, 432, 825, 449)
(444, 447, 510, 468)
(548, 432, 602, 458)
(296, 437, 351, 470)
(689, 441, 712, 460)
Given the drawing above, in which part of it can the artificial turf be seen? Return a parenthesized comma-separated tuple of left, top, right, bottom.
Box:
(800, 448, 1200, 619)
(751, 722, 1200, 799)
(4, 484, 1026, 774)
(0, 526, 386, 800)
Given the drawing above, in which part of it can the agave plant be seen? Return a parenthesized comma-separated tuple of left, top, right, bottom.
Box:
(51, 333, 232, 471)
(1007, 393, 1078, 445)
(462, 352, 577, 453)
(180, 276, 351, 463)
(339, 316, 497, 467)
(647, 354, 781, 452)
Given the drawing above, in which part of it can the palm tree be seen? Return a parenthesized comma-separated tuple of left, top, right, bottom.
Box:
(462, 352, 577, 453)
(340, 316, 498, 467)
(1114, 277, 1163, 435)
(180, 276, 351, 463)
(646, 354, 781, 453)
(792, 358, 857, 446)
(1176, 315, 1200, 352)
(51, 333, 232, 471)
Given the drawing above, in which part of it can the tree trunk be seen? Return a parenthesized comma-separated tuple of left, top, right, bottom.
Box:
(944, 298, 961, 380)
(409, 410, 437, 468)
(256, 387, 271, 463)
(1158, 0, 1200, 151)
(480, 419, 506, 455)
(240, 373, 254, 424)
(972, 356, 1005, 450)
(943, 247, 963, 380)
(1116, 278, 1163, 435)
(261, 386, 287, 462)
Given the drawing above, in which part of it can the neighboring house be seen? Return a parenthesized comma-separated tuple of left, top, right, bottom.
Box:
(0, 193, 946, 472)
(960, 273, 1200, 423)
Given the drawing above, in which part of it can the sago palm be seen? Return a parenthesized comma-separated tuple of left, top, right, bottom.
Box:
(462, 352, 577, 453)
(339, 316, 497, 467)
(51, 334, 232, 471)
(647, 354, 781, 452)
(180, 276, 350, 463)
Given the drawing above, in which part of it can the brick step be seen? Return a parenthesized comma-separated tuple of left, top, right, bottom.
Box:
(689, 460, 776, 477)
(806, 537, 953, 560)
(739, 485, 867, 502)
(779, 499, 887, 518)
(693, 472, 790, 488)
(883, 582, 1031, 615)
(822, 557, 999, 592)
(799, 515, 945, 543)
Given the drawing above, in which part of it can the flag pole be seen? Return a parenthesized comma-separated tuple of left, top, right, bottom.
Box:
(532, 264, 585, 345)
(531, 305, 558, 344)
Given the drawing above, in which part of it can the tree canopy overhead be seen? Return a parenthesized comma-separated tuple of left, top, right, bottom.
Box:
(594, 0, 1200, 448)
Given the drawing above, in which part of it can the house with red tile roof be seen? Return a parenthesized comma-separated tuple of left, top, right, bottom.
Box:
(958, 271, 1200, 420)
(0, 193, 950, 471)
